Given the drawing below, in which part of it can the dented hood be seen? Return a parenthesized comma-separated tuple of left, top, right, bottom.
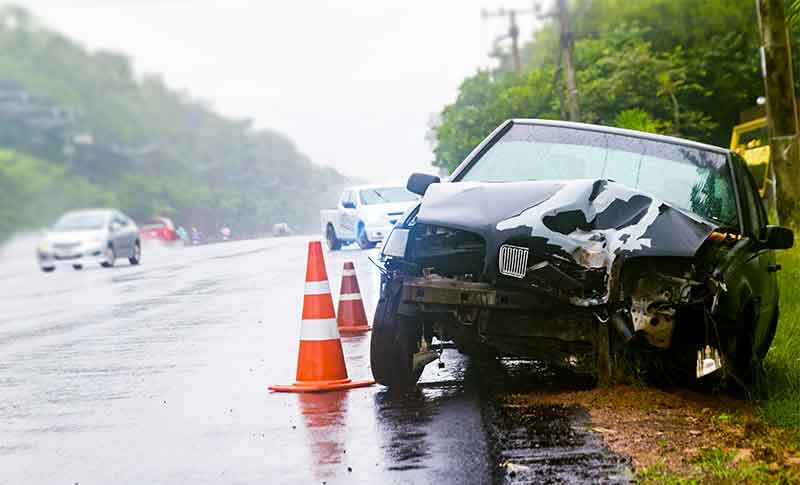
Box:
(416, 179, 719, 266)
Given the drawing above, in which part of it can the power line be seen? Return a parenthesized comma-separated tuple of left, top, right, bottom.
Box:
(481, 4, 541, 73)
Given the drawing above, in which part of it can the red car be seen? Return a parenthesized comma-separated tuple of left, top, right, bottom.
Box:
(139, 217, 178, 242)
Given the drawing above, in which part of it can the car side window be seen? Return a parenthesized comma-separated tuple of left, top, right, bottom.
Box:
(734, 154, 766, 239)
(110, 214, 127, 230)
(339, 191, 348, 207)
(343, 191, 355, 208)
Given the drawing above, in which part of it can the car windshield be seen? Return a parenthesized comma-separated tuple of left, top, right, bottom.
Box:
(52, 212, 107, 231)
(359, 187, 418, 205)
(459, 124, 738, 225)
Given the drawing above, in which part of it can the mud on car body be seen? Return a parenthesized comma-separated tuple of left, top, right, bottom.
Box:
(370, 119, 794, 388)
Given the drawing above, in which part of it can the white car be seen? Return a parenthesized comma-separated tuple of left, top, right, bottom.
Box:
(37, 209, 141, 272)
(320, 185, 419, 250)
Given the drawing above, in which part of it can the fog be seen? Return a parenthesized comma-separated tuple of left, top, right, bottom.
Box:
(9, 0, 546, 181)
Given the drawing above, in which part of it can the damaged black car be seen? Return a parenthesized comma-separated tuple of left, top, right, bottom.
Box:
(370, 119, 794, 388)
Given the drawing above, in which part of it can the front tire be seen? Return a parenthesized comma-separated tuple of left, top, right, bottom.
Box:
(101, 245, 116, 268)
(72, 264, 83, 270)
(722, 304, 759, 387)
(326, 224, 341, 251)
(370, 278, 424, 388)
(128, 241, 141, 265)
(41, 266, 55, 273)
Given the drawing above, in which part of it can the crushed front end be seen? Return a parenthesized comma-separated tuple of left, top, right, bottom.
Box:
(379, 179, 740, 379)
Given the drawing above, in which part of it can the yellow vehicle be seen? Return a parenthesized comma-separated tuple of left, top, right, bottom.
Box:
(730, 117, 771, 198)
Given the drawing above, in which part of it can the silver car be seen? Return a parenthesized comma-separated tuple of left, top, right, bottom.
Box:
(37, 209, 141, 272)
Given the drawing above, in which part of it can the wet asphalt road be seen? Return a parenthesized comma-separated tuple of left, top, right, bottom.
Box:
(0, 235, 630, 484)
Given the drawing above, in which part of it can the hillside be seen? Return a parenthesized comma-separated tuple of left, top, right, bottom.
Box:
(0, 6, 347, 239)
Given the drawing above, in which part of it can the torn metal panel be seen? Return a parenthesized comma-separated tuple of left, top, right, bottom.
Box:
(414, 179, 719, 304)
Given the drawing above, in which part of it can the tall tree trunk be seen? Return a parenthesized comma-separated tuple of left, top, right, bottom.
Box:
(558, 0, 580, 121)
(757, 0, 800, 225)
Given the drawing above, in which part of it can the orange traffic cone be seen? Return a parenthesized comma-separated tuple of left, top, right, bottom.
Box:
(336, 262, 371, 334)
(269, 241, 374, 393)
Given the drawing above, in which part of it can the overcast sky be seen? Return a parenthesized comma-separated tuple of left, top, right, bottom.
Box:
(9, 0, 546, 182)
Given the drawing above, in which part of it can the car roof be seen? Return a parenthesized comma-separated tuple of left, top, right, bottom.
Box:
(344, 184, 410, 192)
(511, 119, 730, 155)
(60, 208, 114, 218)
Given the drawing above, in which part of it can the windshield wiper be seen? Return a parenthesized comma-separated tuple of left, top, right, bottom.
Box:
(371, 190, 387, 203)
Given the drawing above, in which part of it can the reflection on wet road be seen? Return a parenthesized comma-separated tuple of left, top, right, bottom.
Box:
(0, 236, 629, 483)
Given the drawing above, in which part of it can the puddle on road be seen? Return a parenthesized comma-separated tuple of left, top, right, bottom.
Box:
(476, 358, 633, 484)
(297, 392, 349, 473)
(374, 389, 438, 471)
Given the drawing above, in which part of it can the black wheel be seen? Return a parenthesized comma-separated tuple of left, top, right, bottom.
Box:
(101, 245, 115, 268)
(129, 241, 141, 265)
(722, 304, 759, 387)
(370, 278, 424, 388)
(72, 264, 83, 270)
(356, 223, 376, 250)
(326, 224, 341, 251)
(754, 307, 778, 360)
(41, 266, 55, 273)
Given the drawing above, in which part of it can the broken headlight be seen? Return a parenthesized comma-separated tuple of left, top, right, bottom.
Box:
(408, 224, 486, 279)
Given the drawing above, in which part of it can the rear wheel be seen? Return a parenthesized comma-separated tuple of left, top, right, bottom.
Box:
(356, 223, 376, 250)
(326, 224, 341, 251)
(370, 279, 425, 388)
(72, 264, 83, 270)
(41, 266, 55, 273)
(129, 241, 141, 265)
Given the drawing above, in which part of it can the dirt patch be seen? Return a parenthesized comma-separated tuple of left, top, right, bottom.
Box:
(509, 385, 800, 480)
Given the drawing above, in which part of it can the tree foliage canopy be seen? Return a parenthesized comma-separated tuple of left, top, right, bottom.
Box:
(432, 0, 765, 174)
(0, 6, 346, 238)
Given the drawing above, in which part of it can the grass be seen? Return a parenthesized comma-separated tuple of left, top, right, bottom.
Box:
(759, 248, 800, 427)
(638, 448, 798, 484)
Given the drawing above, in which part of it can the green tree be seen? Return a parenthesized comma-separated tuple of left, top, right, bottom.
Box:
(433, 0, 764, 175)
(0, 6, 348, 239)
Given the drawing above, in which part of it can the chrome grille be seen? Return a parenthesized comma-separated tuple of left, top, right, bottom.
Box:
(499, 244, 529, 279)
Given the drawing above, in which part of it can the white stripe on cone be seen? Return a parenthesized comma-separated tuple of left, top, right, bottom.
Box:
(305, 281, 331, 295)
(339, 293, 362, 301)
(300, 318, 340, 340)
(341, 270, 357, 276)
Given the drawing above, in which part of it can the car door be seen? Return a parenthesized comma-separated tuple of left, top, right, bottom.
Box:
(339, 191, 357, 238)
(110, 213, 131, 255)
(717, 155, 777, 350)
(122, 214, 138, 252)
(734, 155, 778, 350)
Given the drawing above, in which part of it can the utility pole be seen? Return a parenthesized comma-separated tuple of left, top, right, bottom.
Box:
(509, 11, 521, 73)
(482, 6, 538, 74)
(557, 0, 580, 121)
(756, 0, 800, 224)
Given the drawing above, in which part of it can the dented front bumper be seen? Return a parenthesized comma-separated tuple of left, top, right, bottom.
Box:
(402, 276, 540, 310)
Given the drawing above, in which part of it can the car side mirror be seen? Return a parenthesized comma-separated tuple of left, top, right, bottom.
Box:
(342, 201, 356, 210)
(763, 225, 794, 250)
(110, 221, 122, 232)
(407, 172, 441, 196)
